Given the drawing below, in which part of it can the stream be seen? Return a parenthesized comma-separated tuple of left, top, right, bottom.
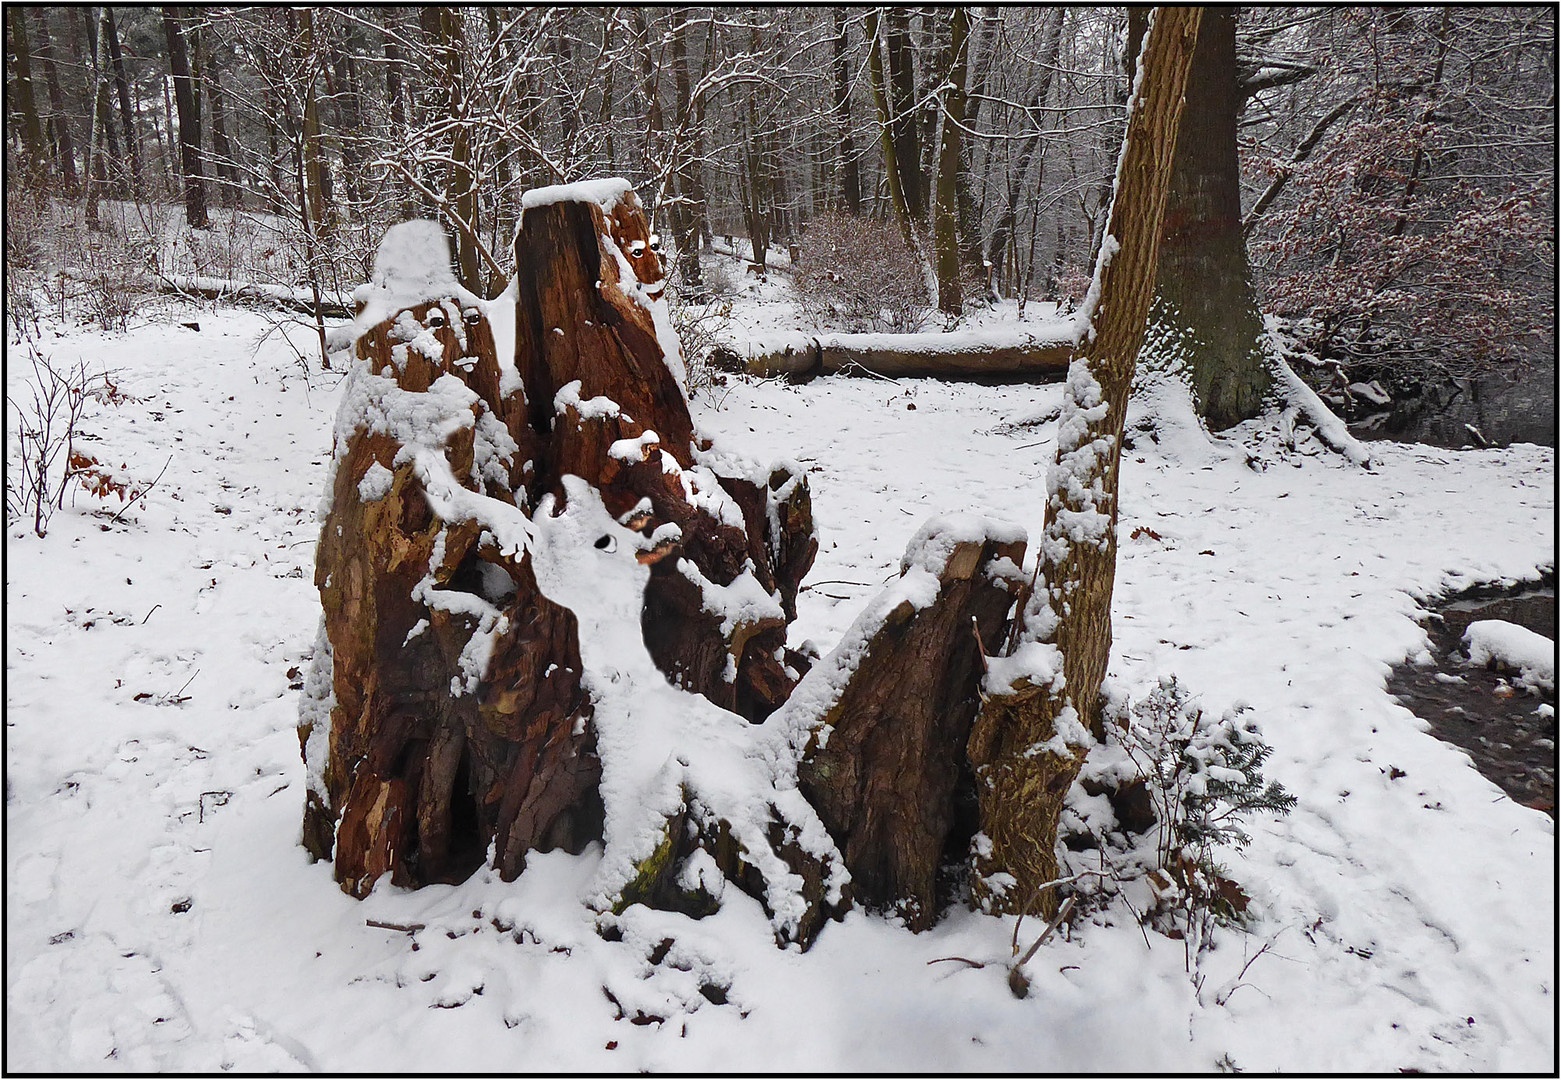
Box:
(1388, 579, 1557, 815)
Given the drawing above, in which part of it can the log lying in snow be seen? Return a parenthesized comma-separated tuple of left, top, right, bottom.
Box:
(713, 326, 1078, 380)
(60, 269, 356, 318)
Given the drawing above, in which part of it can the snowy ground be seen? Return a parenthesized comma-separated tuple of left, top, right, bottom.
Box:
(6, 301, 1555, 1072)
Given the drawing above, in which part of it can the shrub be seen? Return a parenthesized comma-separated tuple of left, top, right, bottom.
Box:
(1120, 677, 1295, 938)
(792, 212, 930, 333)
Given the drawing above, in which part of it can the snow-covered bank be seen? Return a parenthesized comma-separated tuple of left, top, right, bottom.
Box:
(6, 307, 1554, 1071)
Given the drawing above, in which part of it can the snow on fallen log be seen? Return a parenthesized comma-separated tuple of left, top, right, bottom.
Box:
(1463, 619, 1556, 694)
(715, 325, 1078, 380)
(1263, 316, 1373, 468)
(152, 272, 354, 318)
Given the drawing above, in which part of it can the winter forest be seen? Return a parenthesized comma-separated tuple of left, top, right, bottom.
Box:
(5, 4, 1556, 1073)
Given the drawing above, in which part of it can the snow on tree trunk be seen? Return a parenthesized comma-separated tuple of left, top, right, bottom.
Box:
(968, 6, 1202, 919)
(302, 187, 850, 947)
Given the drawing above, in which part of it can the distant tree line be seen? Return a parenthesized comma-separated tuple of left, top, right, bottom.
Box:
(4, 6, 1553, 384)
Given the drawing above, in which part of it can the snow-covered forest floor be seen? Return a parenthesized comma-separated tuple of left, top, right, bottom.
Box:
(5, 293, 1554, 1072)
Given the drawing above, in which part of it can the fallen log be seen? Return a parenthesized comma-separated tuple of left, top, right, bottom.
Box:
(60, 268, 356, 318)
(714, 327, 1077, 381)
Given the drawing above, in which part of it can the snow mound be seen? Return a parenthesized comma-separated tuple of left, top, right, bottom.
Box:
(1463, 619, 1555, 693)
(348, 220, 484, 341)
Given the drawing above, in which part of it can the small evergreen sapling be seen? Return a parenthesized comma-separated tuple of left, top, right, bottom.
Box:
(1123, 676, 1295, 932)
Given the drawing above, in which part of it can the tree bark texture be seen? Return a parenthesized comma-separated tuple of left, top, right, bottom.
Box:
(1150, 7, 1270, 430)
(866, 10, 914, 252)
(832, 11, 861, 216)
(884, 10, 924, 222)
(419, 6, 481, 292)
(33, 10, 77, 194)
(161, 7, 207, 228)
(6, 8, 47, 180)
(969, 6, 1201, 919)
(797, 528, 1025, 929)
(932, 7, 968, 315)
(104, 8, 143, 199)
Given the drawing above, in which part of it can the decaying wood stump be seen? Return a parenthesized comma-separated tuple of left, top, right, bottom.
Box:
(301, 188, 845, 945)
(790, 519, 1025, 929)
(301, 181, 1036, 946)
(299, 220, 599, 895)
(509, 183, 818, 721)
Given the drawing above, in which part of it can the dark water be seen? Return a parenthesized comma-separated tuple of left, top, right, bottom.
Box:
(1387, 580, 1557, 814)
(1348, 367, 1557, 449)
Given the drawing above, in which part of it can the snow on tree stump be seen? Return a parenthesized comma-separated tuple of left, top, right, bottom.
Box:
(301, 185, 845, 947)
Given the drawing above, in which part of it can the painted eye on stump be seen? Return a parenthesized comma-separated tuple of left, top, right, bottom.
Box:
(426, 309, 447, 328)
(462, 307, 482, 326)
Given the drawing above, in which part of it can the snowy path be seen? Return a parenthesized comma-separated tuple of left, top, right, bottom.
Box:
(6, 311, 1553, 1071)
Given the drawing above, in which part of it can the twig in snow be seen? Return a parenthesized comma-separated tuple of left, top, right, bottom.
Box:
(1008, 896, 1076, 999)
(141, 604, 161, 624)
(166, 669, 200, 704)
(109, 454, 173, 525)
(366, 919, 426, 934)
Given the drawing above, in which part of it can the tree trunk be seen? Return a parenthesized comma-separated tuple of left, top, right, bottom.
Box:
(985, 9, 1063, 283)
(969, 5, 1201, 919)
(832, 10, 861, 216)
(955, 10, 992, 278)
(6, 8, 48, 184)
(295, 9, 333, 242)
(884, 10, 924, 222)
(1149, 7, 1269, 430)
(932, 7, 968, 316)
(419, 6, 480, 292)
(161, 7, 207, 228)
(797, 523, 1025, 929)
(203, 44, 238, 210)
(33, 10, 77, 194)
(866, 10, 913, 249)
(104, 8, 142, 199)
(82, 7, 110, 227)
(668, 8, 704, 299)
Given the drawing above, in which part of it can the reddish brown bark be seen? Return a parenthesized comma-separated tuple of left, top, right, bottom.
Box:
(305, 292, 599, 896)
(308, 187, 820, 907)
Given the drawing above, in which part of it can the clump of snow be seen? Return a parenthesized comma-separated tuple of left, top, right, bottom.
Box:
(1463, 619, 1555, 694)
(520, 177, 636, 216)
(356, 461, 395, 503)
(352, 221, 482, 332)
(553, 379, 624, 421)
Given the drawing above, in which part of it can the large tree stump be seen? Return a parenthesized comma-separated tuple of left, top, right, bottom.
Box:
(791, 519, 1026, 929)
(299, 221, 599, 895)
(302, 188, 842, 946)
(302, 181, 1038, 946)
